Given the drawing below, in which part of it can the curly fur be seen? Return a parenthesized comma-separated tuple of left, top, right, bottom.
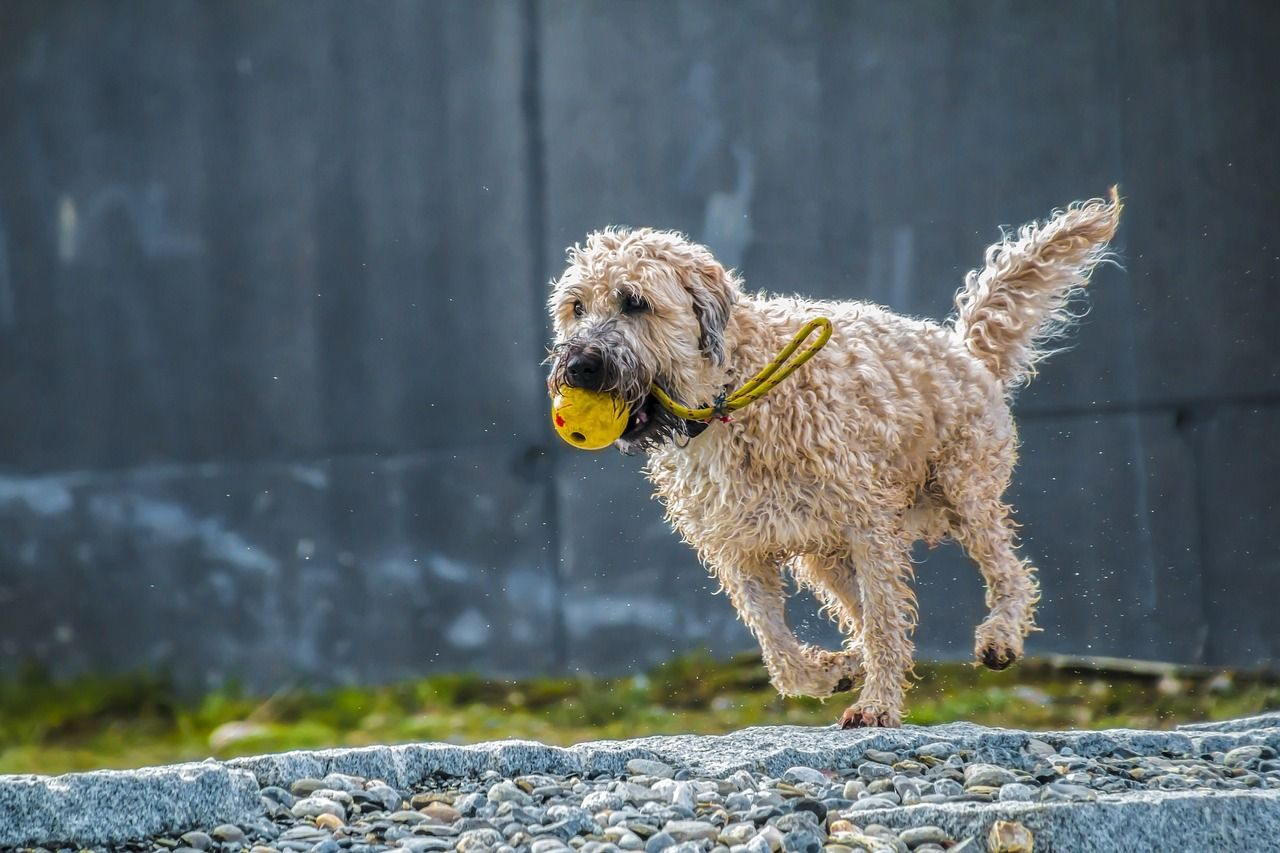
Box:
(546, 192, 1122, 727)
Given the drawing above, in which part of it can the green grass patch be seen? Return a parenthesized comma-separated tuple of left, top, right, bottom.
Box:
(1, 654, 1276, 775)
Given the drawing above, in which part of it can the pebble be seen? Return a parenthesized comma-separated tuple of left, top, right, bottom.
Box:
(179, 831, 212, 850)
(962, 764, 1017, 787)
(644, 831, 676, 853)
(627, 758, 676, 778)
(210, 825, 247, 844)
(997, 783, 1034, 802)
(988, 820, 1034, 853)
(489, 780, 534, 804)
(897, 826, 947, 847)
(784, 766, 829, 786)
(857, 762, 894, 782)
(291, 796, 345, 820)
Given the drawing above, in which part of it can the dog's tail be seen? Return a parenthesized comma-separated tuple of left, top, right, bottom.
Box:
(951, 188, 1122, 388)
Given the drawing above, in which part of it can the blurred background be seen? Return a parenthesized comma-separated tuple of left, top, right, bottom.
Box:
(1, 1, 1277, 771)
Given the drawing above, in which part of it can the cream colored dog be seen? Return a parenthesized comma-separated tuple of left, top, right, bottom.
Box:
(546, 192, 1121, 727)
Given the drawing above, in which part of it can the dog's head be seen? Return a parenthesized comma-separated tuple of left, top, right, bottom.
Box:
(546, 228, 738, 453)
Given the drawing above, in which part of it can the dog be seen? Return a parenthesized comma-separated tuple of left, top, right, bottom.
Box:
(546, 191, 1121, 727)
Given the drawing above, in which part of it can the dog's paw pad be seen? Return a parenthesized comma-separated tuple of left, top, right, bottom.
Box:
(838, 705, 901, 729)
(978, 645, 1019, 671)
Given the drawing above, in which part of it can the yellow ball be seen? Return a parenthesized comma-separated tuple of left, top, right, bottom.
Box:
(551, 386, 629, 450)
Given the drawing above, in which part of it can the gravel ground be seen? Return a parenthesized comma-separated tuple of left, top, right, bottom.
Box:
(8, 716, 1280, 853)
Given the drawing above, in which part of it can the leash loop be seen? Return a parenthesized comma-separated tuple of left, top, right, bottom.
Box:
(650, 316, 833, 422)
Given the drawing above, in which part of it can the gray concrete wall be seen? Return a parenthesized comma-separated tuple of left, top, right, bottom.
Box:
(0, 0, 1276, 691)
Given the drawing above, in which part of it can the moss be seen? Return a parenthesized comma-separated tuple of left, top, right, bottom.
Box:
(1, 654, 1276, 775)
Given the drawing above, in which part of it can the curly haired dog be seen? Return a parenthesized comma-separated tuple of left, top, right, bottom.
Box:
(546, 191, 1121, 727)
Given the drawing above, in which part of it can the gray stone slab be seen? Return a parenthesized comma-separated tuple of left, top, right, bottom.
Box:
(0, 448, 557, 690)
(0, 761, 261, 847)
(853, 788, 1280, 853)
(9, 715, 1280, 846)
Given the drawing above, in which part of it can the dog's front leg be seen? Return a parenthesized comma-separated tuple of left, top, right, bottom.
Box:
(839, 534, 916, 728)
(715, 558, 863, 698)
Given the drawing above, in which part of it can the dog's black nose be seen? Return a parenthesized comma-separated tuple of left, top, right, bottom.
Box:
(565, 352, 605, 390)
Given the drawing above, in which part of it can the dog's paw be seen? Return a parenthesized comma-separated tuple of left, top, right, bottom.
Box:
(838, 703, 902, 729)
(975, 619, 1023, 671)
(769, 648, 864, 699)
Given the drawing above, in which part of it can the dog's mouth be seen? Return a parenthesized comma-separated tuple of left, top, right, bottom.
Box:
(616, 387, 689, 454)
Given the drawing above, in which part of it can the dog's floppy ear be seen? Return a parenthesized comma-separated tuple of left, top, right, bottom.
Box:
(685, 259, 737, 364)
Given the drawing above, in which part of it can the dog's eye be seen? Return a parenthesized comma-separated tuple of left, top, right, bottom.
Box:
(621, 293, 649, 315)
(572, 300, 584, 318)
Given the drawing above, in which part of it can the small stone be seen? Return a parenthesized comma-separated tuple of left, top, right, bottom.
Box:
(397, 841, 454, 853)
(310, 841, 341, 853)
(784, 767, 829, 786)
(618, 832, 645, 851)
(627, 759, 676, 779)
(585, 790, 627, 812)
(828, 821, 857, 835)
(1046, 782, 1098, 801)
(662, 820, 719, 843)
(913, 743, 956, 760)
(261, 786, 297, 807)
(671, 781, 696, 811)
(931, 779, 963, 798)
(645, 832, 677, 853)
(1224, 746, 1264, 767)
(315, 813, 345, 831)
(364, 784, 402, 811)
(751, 825, 784, 852)
(857, 763, 893, 782)
(179, 832, 212, 851)
(211, 826, 247, 844)
(791, 798, 827, 823)
(458, 828, 506, 851)
(489, 780, 534, 805)
(842, 780, 866, 800)
(998, 783, 1034, 802)
(389, 810, 428, 824)
(782, 826, 824, 853)
(530, 840, 572, 853)
(292, 779, 328, 797)
(897, 826, 947, 847)
(963, 764, 1017, 787)
(987, 821, 1033, 853)
(292, 797, 346, 821)
(863, 750, 900, 766)
(420, 802, 461, 823)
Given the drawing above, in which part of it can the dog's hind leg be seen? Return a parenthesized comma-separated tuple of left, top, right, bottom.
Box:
(954, 506, 1040, 670)
(715, 558, 863, 698)
(838, 533, 917, 729)
(935, 451, 1040, 670)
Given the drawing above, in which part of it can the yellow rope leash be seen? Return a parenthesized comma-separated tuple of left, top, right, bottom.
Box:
(650, 316, 833, 422)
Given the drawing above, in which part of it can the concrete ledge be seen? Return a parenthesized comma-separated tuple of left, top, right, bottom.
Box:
(853, 789, 1280, 852)
(0, 761, 261, 847)
(3, 712, 1278, 847)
